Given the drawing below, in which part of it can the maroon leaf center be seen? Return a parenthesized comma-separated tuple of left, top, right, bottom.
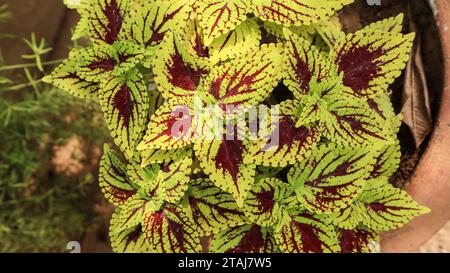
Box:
(339, 229, 371, 253)
(168, 46, 207, 91)
(103, 0, 124, 44)
(113, 84, 134, 127)
(337, 45, 385, 93)
(215, 138, 245, 185)
(263, 116, 312, 151)
(226, 225, 267, 253)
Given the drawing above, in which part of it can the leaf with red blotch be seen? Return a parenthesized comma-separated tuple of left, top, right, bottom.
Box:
(137, 97, 197, 151)
(357, 180, 430, 232)
(188, 178, 248, 236)
(200, 43, 284, 113)
(245, 100, 320, 168)
(210, 224, 277, 253)
(368, 142, 401, 181)
(320, 97, 392, 147)
(109, 208, 151, 253)
(287, 143, 376, 214)
(99, 69, 149, 159)
(42, 57, 99, 99)
(88, 0, 130, 45)
(194, 121, 256, 206)
(143, 203, 201, 253)
(77, 41, 144, 83)
(99, 144, 139, 206)
(253, 0, 352, 27)
(242, 178, 294, 226)
(330, 27, 414, 98)
(332, 180, 430, 231)
(194, 0, 251, 46)
(121, 0, 192, 53)
(153, 31, 210, 100)
(275, 211, 339, 253)
(283, 29, 332, 98)
(338, 228, 379, 253)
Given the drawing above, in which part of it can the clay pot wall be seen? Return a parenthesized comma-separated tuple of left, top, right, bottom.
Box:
(381, 0, 450, 252)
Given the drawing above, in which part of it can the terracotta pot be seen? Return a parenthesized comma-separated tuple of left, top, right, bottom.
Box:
(380, 0, 450, 252)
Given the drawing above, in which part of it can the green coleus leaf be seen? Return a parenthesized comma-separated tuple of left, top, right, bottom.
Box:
(137, 97, 197, 151)
(88, 0, 130, 45)
(210, 224, 277, 253)
(263, 20, 317, 42)
(287, 143, 375, 214)
(194, 121, 256, 206)
(283, 29, 332, 98)
(293, 79, 393, 147)
(109, 207, 151, 253)
(64, 0, 87, 9)
(153, 31, 210, 100)
(242, 178, 294, 226)
(115, 194, 159, 232)
(358, 180, 430, 231)
(65, 0, 90, 40)
(253, 0, 352, 27)
(209, 19, 262, 64)
(275, 211, 340, 253)
(128, 149, 193, 204)
(332, 180, 430, 231)
(365, 13, 404, 34)
(140, 147, 189, 168)
(42, 57, 98, 99)
(320, 94, 393, 147)
(99, 144, 139, 206)
(194, 0, 250, 46)
(338, 227, 379, 253)
(315, 19, 346, 49)
(368, 141, 401, 181)
(100, 69, 149, 159)
(245, 100, 320, 167)
(143, 203, 201, 253)
(175, 18, 211, 69)
(73, 13, 90, 41)
(330, 23, 414, 98)
(200, 43, 284, 112)
(368, 91, 402, 137)
(188, 178, 248, 236)
(121, 0, 192, 58)
(77, 41, 144, 83)
(148, 88, 165, 118)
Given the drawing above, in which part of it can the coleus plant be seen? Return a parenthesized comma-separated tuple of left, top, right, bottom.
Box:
(46, 0, 429, 253)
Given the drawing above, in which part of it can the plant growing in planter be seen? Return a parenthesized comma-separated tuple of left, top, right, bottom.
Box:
(45, 0, 430, 253)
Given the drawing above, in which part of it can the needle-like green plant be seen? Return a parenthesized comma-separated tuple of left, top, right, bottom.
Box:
(0, 5, 108, 252)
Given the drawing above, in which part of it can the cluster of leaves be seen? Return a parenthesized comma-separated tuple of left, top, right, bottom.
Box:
(46, 0, 429, 253)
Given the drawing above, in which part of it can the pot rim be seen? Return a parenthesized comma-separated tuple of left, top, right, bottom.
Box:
(380, 0, 450, 252)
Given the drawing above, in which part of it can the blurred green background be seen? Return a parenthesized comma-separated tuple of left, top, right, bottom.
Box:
(0, 0, 113, 253)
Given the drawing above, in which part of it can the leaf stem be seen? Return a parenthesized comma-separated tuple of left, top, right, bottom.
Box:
(2, 79, 43, 92)
(0, 59, 64, 72)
